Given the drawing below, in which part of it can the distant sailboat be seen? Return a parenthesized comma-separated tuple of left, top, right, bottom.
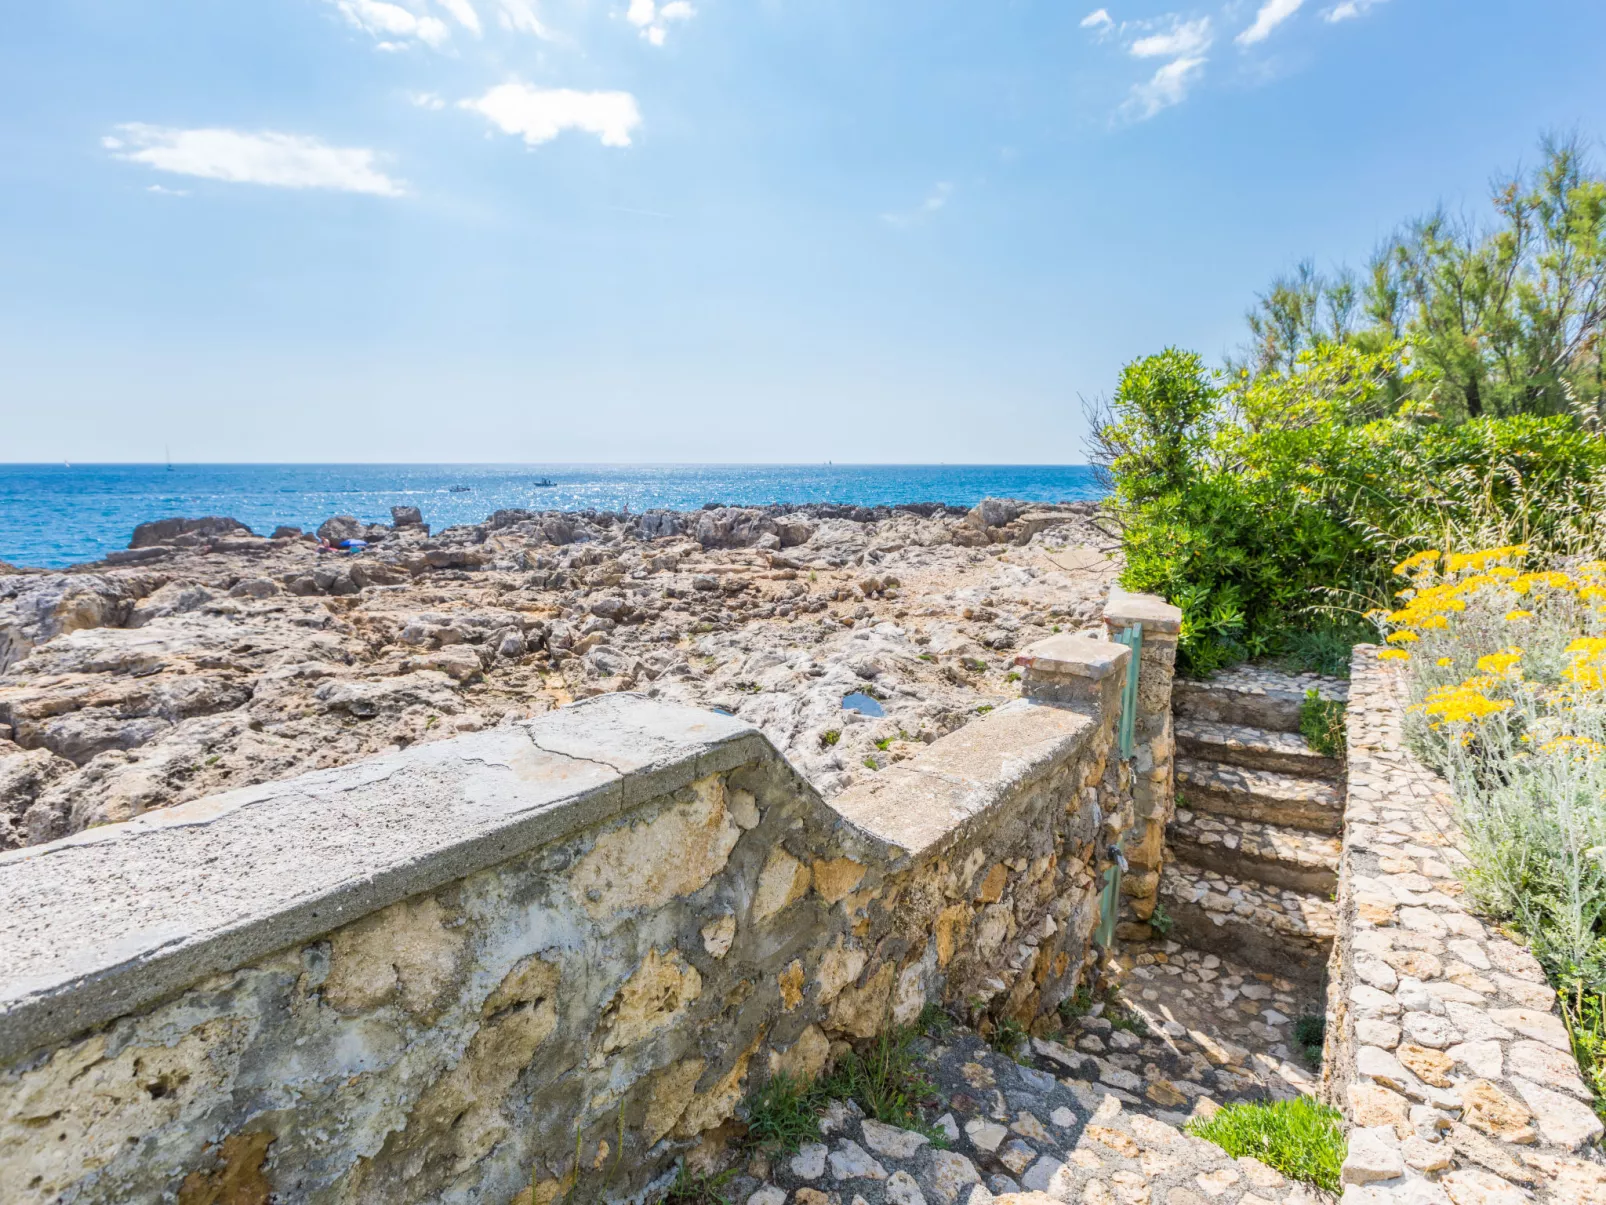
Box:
(166, 445, 174, 472)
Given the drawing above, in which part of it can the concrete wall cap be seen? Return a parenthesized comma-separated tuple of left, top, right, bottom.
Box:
(0, 693, 762, 1067)
(1013, 632, 1130, 680)
(1102, 587, 1182, 635)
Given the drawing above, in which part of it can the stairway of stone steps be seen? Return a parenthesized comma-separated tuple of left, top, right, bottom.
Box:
(1157, 666, 1349, 985)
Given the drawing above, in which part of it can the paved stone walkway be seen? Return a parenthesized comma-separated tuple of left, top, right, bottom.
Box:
(730, 947, 1333, 1205)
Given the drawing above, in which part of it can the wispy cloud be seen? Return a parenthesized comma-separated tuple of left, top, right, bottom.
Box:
(146, 184, 189, 197)
(333, 0, 451, 49)
(626, 0, 696, 47)
(1081, 8, 1113, 30)
(1129, 17, 1212, 59)
(461, 83, 642, 147)
(1324, 0, 1386, 21)
(882, 182, 952, 228)
(104, 125, 405, 195)
(437, 0, 481, 35)
(410, 91, 447, 109)
(1237, 0, 1302, 45)
(1124, 56, 1207, 120)
(493, 0, 553, 38)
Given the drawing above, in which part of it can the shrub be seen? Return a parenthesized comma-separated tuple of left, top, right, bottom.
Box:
(1094, 341, 1606, 676)
(1293, 1014, 1326, 1067)
(1186, 1097, 1345, 1192)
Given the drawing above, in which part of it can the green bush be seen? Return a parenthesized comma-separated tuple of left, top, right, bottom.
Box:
(743, 1072, 823, 1154)
(1095, 342, 1606, 677)
(1187, 1097, 1345, 1192)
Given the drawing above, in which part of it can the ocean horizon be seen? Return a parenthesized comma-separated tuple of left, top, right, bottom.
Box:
(0, 463, 1105, 569)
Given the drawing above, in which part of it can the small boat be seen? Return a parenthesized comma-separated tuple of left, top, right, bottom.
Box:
(532, 478, 556, 488)
(449, 485, 472, 493)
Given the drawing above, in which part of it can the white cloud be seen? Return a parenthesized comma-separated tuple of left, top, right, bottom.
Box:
(883, 182, 952, 228)
(1124, 55, 1206, 119)
(1129, 17, 1212, 59)
(1081, 9, 1113, 29)
(437, 0, 481, 35)
(461, 83, 642, 147)
(1324, 0, 1385, 20)
(1237, 0, 1302, 45)
(146, 184, 190, 196)
(105, 125, 405, 196)
(411, 91, 447, 109)
(333, 0, 451, 48)
(494, 0, 553, 37)
(626, 0, 695, 46)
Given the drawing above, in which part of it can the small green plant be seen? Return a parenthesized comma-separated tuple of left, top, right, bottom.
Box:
(822, 1025, 939, 1135)
(962, 657, 987, 673)
(1282, 624, 1364, 678)
(821, 729, 840, 747)
(1005, 671, 1021, 683)
(663, 1161, 738, 1205)
(915, 1003, 955, 1039)
(975, 704, 994, 715)
(874, 737, 894, 751)
(863, 756, 879, 770)
(1299, 691, 1347, 759)
(1186, 1097, 1345, 1193)
(919, 652, 937, 662)
(743, 1072, 823, 1154)
(1293, 1015, 1326, 1067)
(989, 1017, 1029, 1062)
(1147, 901, 1174, 937)
(1106, 1004, 1150, 1038)
(1057, 987, 1095, 1023)
(1052, 625, 1062, 633)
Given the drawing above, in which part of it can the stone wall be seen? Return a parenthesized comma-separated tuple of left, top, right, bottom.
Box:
(0, 604, 1163, 1204)
(1324, 651, 1606, 1202)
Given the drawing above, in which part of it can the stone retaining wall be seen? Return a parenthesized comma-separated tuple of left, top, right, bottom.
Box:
(0, 604, 1165, 1205)
(1325, 650, 1606, 1202)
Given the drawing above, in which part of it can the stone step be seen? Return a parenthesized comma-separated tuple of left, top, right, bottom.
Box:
(1173, 666, 1348, 734)
(1158, 861, 1336, 983)
(1167, 808, 1341, 895)
(1175, 717, 1342, 781)
(1176, 756, 1344, 835)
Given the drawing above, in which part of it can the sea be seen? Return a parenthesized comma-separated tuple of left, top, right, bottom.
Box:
(1, 464, 1105, 570)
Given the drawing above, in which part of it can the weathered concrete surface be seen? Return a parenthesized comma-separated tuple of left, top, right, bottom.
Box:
(0, 694, 763, 1065)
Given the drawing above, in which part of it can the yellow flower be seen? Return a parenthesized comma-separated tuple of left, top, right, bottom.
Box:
(1436, 657, 1453, 667)
(1386, 631, 1420, 644)
(1476, 649, 1523, 677)
(1393, 550, 1441, 577)
(1377, 649, 1410, 662)
(1504, 610, 1534, 621)
(1413, 681, 1512, 726)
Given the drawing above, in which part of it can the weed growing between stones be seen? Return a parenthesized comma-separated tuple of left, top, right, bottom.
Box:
(663, 1161, 738, 1205)
(1292, 1014, 1325, 1067)
(1057, 986, 1096, 1024)
(1298, 690, 1346, 758)
(915, 1002, 956, 1039)
(1147, 901, 1174, 937)
(986, 1017, 1029, 1062)
(743, 1072, 824, 1155)
(1185, 1097, 1345, 1192)
(820, 1025, 942, 1138)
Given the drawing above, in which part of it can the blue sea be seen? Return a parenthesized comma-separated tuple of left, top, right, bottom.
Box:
(1, 464, 1105, 569)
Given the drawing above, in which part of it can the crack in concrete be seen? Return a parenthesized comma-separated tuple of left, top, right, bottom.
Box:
(525, 732, 626, 776)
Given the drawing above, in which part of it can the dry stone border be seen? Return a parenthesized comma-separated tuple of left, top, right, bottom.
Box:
(1325, 651, 1606, 1203)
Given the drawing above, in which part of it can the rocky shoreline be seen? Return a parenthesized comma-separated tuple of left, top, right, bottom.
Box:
(0, 498, 1119, 851)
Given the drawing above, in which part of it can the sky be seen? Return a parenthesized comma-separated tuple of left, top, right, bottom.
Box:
(2, 1, 1604, 465)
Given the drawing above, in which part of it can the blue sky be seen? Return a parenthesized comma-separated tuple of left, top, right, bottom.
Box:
(3, 1, 1604, 464)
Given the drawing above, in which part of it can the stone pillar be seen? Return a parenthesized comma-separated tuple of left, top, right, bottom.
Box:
(1102, 588, 1181, 934)
(1014, 631, 1130, 718)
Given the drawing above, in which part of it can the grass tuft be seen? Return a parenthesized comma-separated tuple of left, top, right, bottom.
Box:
(822, 1025, 940, 1136)
(743, 1072, 823, 1154)
(663, 1162, 737, 1205)
(1299, 690, 1347, 759)
(1186, 1097, 1345, 1192)
(1293, 1015, 1326, 1067)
